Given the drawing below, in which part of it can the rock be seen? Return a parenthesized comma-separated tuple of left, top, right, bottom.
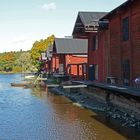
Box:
(130, 114, 135, 118)
(130, 123, 136, 127)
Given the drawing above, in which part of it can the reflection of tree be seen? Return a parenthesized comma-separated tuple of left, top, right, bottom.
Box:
(30, 86, 49, 99)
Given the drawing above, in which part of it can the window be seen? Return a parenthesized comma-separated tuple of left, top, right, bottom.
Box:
(122, 17, 129, 41)
(95, 64, 98, 80)
(122, 59, 130, 85)
(88, 64, 98, 81)
(92, 35, 98, 50)
(59, 64, 64, 74)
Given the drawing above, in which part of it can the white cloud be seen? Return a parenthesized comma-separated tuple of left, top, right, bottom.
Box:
(41, 2, 56, 11)
(12, 37, 29, 44)
(11, 33, 35, 44)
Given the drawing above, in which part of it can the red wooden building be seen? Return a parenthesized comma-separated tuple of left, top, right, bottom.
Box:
(48, 38, 88, 80)
(72, 12, 107, 81)
(100, 0, 140, 86)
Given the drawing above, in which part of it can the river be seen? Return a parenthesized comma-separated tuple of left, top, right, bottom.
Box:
(0, 74, 139, 140)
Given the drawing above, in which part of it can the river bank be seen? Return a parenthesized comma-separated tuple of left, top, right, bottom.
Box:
(49, 86, 140, 132)
(1, 73, 134, 140)
(0, 72, 17, 74)
(0, 73, 139, 140)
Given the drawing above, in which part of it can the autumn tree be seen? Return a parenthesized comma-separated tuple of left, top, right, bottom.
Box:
(0, 51, 34, 73)
(0, 52, 17, 72)
(14, 51, 33, 72)
(31, 34, 55, 69)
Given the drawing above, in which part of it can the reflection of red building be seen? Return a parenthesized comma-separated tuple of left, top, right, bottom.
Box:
(100, 0, 140, 86)
(72, 12, 107, 81)
(50, 38, 88, 80)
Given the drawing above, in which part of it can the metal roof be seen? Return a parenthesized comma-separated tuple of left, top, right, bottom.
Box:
(53, 38, 88, 54)
(78, 12, 107, 26)
(72, 11, 107, 34)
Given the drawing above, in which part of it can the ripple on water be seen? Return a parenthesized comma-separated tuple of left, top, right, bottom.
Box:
(0, 74, 139, 140)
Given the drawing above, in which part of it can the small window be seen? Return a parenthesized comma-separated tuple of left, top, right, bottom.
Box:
(122, 17, 129, 41)
(95, 64, 98, 80)
(92, 35, 98, 51)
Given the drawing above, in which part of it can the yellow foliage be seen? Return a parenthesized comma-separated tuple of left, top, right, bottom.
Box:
(31, 35, 55, 65)
(13, 66, 22, 72)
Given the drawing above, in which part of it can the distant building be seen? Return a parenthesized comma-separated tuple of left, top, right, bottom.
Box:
(46, 38, 88, 80)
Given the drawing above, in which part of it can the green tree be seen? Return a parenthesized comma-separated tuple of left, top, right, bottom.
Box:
(0, 51, 34, 73)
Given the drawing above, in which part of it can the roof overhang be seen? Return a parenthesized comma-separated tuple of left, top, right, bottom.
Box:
(101, 0, 134, 20)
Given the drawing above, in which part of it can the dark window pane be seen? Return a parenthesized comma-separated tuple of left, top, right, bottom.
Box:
(122, 17, 129, 41)
(122, 59, 130, 85)
(92, 36, 98, 51)
(92, 36, 96, 50)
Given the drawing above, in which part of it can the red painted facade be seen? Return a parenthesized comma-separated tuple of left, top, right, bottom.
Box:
(72, 12, 107, 81)
(66, 55, 87, 80)
(51, 53, 87, 80)
(73, 30, 105, 82)
(101, 0, 140, 85)
(45, 1, 140, 85)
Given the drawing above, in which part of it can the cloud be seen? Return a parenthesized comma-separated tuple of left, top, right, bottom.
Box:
(12, 39, 28, 44)
(12, 36, 29, 44)
(41, 2, 56, 11)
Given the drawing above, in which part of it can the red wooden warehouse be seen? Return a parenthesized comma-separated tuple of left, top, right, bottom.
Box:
(72, 12, 107, 81)
(100, 0, 140, 86)
(49, 38, 88, 80)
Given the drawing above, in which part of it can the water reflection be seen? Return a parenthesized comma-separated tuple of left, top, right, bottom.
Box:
(0, 74, 139, 140)
(31, 87, 128, 140)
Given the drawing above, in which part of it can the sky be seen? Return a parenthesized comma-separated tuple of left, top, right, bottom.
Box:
(0, 0, 127, 53)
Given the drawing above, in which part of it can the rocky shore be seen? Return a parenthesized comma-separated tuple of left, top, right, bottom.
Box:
(49, 86, 140, 130)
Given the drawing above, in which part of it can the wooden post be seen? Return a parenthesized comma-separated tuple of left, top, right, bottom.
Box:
(77, 64, 79, 78)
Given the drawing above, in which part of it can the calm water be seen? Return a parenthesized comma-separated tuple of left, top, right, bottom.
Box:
(0, 74, 139, 140)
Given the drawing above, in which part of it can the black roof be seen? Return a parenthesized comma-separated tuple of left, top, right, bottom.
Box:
(78, 12, 108, 25)
(53, 38, 88, 54)
(72, 11, 107, 35)
(101, 0, 134, 20)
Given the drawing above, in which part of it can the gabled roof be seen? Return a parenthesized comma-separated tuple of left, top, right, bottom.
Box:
(79, 12, 108, 25)
(53, 38, 88, 54)
(72, 11, 107, 35)
(101, 0, 134, 20)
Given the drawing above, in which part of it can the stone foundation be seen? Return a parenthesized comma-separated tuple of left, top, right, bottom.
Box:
(80, 86, 140, 119)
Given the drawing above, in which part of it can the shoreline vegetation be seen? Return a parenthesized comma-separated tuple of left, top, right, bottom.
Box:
(0, 35, 54, 75)
(0, 51, 36, 73)
(0, 71, 34, 74)
(0, 72, 22, 74)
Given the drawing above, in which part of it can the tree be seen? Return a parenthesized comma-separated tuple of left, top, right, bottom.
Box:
(14, 52, 32, 72)
(0, 51, 34, 73)
(30, 34, 55, 69)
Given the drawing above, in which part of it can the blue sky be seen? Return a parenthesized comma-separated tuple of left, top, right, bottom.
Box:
(0, 0, 127, 52)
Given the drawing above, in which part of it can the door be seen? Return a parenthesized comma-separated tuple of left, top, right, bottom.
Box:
(89, 65, 95, 81)
(122, 60, 130, 85)
(59, 64, 64, 74)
